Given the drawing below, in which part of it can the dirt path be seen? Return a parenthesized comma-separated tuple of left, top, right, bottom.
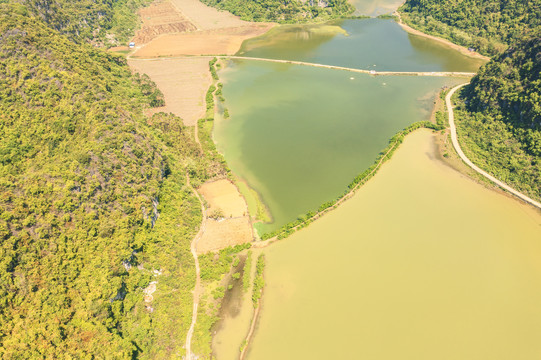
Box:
(185, 173, 207, 360)
(446, 84, 541, 210)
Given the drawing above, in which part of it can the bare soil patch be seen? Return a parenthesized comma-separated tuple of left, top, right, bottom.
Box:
(128, 57, 212, 125)
(134, 0, 197, 44)
(196, 179, 253, 253)
(197, 217, 253, 254)
(199, 179, 248, 218)
(169, 0, 248, 30)
(132, 24, 274, 57)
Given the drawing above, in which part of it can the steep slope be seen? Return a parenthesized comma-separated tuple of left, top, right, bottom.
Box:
(454, 34, 541, 201)
(200, 0, 354, 23)
(14, 0, 152, 45)
(399, 0, 541, 56)
(0, 4, 218, 358)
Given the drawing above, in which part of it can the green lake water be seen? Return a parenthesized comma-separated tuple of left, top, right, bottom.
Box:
(238, 19, 486, 73)
(246, 130, 541, 359)
(216, 19, 485, 233)
(215, 64, 462, 233)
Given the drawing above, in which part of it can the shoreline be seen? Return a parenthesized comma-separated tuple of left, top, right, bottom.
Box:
(393, 11, 490, 61)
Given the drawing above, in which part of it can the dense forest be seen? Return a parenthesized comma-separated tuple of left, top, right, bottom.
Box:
(455, 33, 541, 201)
(398, 0, 541, 201)
(0, 2, 229, 358)
(200, 0, 354, 23)
(399, 0, 541, 56)
(0, 0, 152, 45)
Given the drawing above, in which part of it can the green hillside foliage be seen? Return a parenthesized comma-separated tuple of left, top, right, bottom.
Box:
(16, 0, 152, 45)
(200, 0, 354, 23)
(0, 5, 216, 358)
(455, 34, 541, 201)
(399, 0, 541, 56)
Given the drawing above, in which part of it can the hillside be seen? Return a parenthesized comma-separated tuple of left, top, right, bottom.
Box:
(398, 0, 541, 56)
(11, 0, 153, 45)
(200, 0, 354, 23)
(0, 4, 226, 358)
(454, 34, 541, 201)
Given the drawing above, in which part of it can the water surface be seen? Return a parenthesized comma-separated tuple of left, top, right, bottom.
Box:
(215, 62, 462, 232)
(239, 19, 486, 73)
(247, 130, 541, 359)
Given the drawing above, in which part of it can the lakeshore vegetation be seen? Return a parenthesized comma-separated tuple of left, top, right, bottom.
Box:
(399, 0, 541, 56)
(399, 0, 540, 202)
(259, 121, 445, 241)
(456, 34, 541, 202)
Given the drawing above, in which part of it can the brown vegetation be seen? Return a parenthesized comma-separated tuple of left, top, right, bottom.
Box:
(197, 217, 253, 253)
(197, 180, 253, 253)
(131, 24, 273, 57)
(128, 57, 212, 125)
(133, 0, 197, 44)
(169, 0, 248, 30)
(199, 179, 249, 218)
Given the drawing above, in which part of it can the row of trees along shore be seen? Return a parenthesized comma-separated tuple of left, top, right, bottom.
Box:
(260, 121, 444, 241)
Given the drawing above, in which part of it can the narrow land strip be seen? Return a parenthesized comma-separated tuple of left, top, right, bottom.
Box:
(239, 303, 260, 360)
(253, 133, 404, 248)
(446, 84, 541, 210)
(131, 54, 476, 77)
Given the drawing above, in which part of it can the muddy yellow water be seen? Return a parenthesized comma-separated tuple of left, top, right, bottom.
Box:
(241, 130, 541, 359)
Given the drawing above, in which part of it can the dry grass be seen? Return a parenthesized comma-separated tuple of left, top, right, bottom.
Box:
(169, 0, 248, 30)
(199, 179, 248, 218)
(134, 0, 197, 44)
(132, 24, 273, 57)
(197, 217, 253, 254)
(196, 180, 253, 253)
(128, 57, 212, 125)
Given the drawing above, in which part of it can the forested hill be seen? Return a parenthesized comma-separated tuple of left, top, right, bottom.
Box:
(200, 0, 354, 23)
(399, 0, 541, 56)
(0, 3, 219, 358)
(454, 33, 541, 201)
(8, 0, 152, 45)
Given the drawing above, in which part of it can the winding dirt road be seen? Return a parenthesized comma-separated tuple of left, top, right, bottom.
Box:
(185, 173, 207, 359)
(446, 84, 541, 210)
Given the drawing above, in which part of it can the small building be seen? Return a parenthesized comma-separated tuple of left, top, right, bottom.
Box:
(129, 42, 135, 48)
(468, 47, 475, 52)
